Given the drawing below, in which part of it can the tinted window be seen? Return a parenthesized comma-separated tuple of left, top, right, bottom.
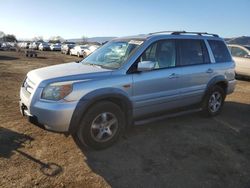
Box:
(208, 40, 232, 62)
(231, 47, 248, 57)
(178, 39, 210, 66)
(140, 40, 176, 69)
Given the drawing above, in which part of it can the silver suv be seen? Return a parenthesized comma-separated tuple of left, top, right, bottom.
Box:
(20, 31, 236, 149)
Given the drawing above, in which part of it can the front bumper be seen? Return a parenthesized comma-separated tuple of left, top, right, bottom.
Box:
(20, 87, 78, 133)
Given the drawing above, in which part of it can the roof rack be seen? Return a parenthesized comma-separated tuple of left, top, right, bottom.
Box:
(149, 31, 219, 37)
(148, 31, 185, 35)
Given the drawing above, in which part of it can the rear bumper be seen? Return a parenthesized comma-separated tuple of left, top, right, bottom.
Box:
(227, 79, 236, 94)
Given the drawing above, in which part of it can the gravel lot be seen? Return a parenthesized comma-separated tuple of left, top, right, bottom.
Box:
(0, 50, 250, 188)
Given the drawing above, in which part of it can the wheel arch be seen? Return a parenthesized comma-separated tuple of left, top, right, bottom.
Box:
(68, 88, 133, 134)
(202, 75, 228, 102)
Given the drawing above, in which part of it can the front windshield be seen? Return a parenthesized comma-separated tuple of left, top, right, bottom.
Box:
(81, 40, 144, 69)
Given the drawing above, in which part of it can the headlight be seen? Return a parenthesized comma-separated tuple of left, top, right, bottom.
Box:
(41, 82, 73, 101)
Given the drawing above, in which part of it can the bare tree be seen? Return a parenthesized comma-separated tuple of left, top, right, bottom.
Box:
(82, 35, 88, 44)
(3, 34, 17, 42)
(49, 36, 64, 43)
(32, 36, 44, 42)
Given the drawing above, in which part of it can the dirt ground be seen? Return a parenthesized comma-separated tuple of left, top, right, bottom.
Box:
(0, 50, 250, 188)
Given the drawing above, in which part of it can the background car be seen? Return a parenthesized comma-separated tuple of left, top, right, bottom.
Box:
(29, 42, 40, 50)
(82, 45, 100, 57)
(38, 42, 50, 51)
(69, 45, 88, 57)
(61, 43, 75, 54)
(228, 44, 250, 77)
(20, 42, 30, 49)
(50, 43, 61, 51)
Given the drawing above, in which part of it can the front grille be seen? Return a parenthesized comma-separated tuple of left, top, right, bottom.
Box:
(23, 77, 36, 94)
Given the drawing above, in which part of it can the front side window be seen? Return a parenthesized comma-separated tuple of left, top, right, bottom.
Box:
(231, 47, 248, 57)
(82, 40, 143, 69)
(178, 39, 209, 66)
(139, 40, 176, 69)
(208, 40, 232, 62)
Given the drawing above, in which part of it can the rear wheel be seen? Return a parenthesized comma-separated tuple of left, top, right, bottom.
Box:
(202, 85, 225, 116)
(76, 101, 125, 150)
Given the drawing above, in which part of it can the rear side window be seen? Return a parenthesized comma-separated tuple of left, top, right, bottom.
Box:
(177, 39, 210, 66)
(208, 40, 232, 62)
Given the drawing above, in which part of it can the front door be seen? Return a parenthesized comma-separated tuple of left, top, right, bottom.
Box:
(131, 40, 183, 118)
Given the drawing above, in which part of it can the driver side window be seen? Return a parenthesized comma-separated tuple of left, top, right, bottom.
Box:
(140, 40, 176, 69)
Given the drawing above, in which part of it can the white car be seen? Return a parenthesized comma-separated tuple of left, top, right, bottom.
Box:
(228, 44, 250, 77)
(82, 45, 99, 56)
(20, 42, 30, 49)
(39, 42, 50, 51)
(29, 42, 40, 50)
(70, 45, 88, 57)
(50, 43, 61, 51)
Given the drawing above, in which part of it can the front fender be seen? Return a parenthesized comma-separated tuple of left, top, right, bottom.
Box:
(68, 88, 133, 133)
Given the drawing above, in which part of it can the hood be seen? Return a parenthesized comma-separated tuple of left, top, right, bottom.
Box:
(27, 62, 112, 86)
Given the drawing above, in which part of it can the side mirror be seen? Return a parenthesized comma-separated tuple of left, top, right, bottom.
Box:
(137, 61, 155, 72)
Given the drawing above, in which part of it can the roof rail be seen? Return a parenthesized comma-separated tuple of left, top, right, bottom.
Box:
(149, 31, 219, 37)
(148, 31, 185, 35)
(172, 31, 219, 37)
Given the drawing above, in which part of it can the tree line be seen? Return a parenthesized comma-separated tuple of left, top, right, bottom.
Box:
(0, 31, 88, 44)
(0, 31, 17, 42)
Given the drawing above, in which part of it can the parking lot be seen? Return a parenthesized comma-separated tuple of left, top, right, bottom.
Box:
(0, 50, 250, 188)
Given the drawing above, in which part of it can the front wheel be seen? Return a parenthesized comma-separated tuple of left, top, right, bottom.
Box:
(76, 101, 125, 150)
(202, 85, 225, 116)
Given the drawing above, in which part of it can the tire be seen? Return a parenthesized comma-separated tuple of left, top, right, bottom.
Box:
(202, 85, 225, 117)
(76, 101, 125, 150)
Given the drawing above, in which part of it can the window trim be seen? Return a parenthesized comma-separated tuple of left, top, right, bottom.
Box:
(127, 39, 178, 74)
(127, 38, 211, 74)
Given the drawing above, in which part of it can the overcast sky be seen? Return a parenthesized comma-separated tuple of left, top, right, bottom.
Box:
(0, 0, 249, 39)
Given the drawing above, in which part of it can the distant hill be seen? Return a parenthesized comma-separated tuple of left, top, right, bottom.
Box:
(67, 37, 116, 44)
(225, 36, 250, 45)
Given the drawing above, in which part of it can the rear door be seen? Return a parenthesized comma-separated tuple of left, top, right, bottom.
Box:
(176, 39, 212, 105)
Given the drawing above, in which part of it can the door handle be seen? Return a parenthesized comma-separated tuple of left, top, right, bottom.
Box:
(206, 68, 214, 73)
(168, 73, 179, 79)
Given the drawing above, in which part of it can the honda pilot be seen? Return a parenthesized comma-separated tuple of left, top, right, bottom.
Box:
(20, 31, 236, 149)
